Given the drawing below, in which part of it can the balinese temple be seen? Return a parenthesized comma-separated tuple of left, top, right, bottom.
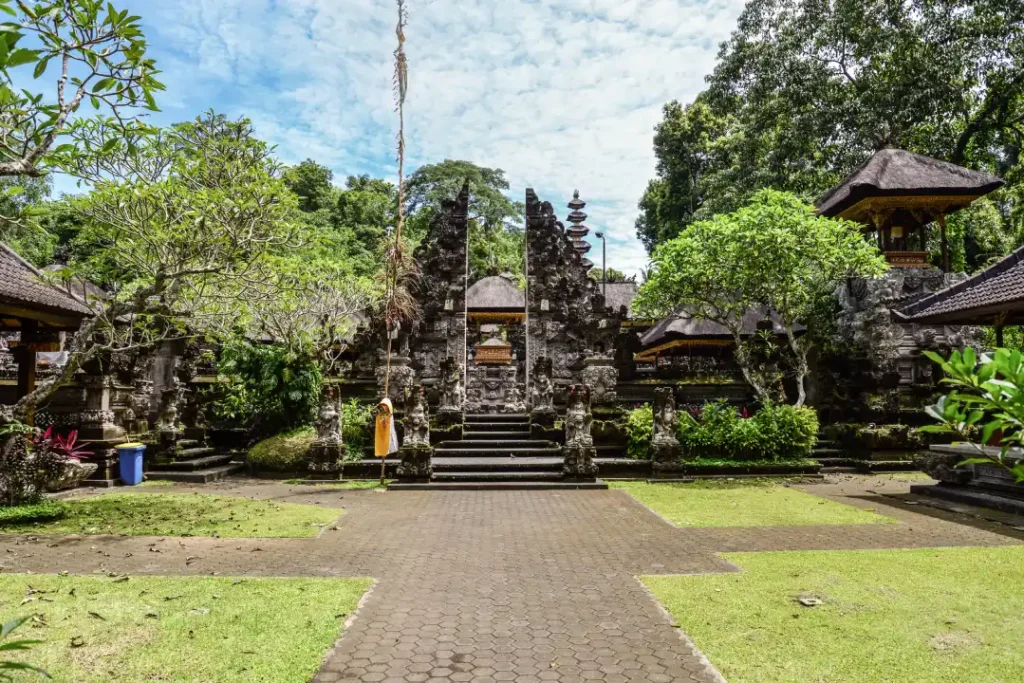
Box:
(814, 148, 1005, 400)
(0, 242, 92, 409)
(895, 245, 1024, 346)
(815, 148, 1004, 271)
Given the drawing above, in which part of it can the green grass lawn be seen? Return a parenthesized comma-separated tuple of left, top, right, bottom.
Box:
(644, 546, 1024, 683)
(611, 480, 894, 527)
(0, 493, 341, 538)
(0, 574, 371, 682)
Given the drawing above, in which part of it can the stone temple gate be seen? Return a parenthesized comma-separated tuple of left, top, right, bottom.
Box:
(344, 184, 630, 415)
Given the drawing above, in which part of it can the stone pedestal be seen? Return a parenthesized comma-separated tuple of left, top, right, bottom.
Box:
(78, 375, 128, 485)
(651, 441, 685, 478)
(563, 444, 598, 480)
(397, 444, 433, 482)
(307, 440, 343, 477)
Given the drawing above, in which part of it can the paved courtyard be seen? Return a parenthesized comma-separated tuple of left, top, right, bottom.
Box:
(1, 475, 1021, 683)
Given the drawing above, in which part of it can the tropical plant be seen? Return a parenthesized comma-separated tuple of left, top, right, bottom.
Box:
(635, 190, 887, 405)
(1, 112, 303, 426)
(0, 616, 48, 680)
(0, 0, 163, 179)
(677, 400, 819, 461)
(341, 399, 373, 461)
(625, 404, 653, 460)
(921, 347, 1024, 482)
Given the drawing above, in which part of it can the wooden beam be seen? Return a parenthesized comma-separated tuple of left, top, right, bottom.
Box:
(0, 301, 85, 329)
(937, 213, 950, 273)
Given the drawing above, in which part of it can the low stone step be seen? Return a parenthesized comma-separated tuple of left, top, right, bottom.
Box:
(146, 463, 244, 484)
(389, 480, 609, 491)
(432, 470, 564, 482)
(438, 439, 556, 449)
(434, 447, 561, 457)
(465, 414, 530, 423)
(814, 448, 846, 457)
(433, 456, 563, 471)
(175, 447, 216, 460)
(176, 439, 201, 450)
(149, 453, 234, 472)
(464, 423, 531, 433)
(462, 431, 532, 440)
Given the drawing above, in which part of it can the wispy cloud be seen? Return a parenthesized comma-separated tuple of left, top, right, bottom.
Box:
(99, 0, 747, 276)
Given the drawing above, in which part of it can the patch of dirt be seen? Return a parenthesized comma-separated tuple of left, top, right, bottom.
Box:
(929, 630, 980, 652)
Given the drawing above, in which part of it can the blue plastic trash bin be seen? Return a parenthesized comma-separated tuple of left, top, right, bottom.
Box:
(117, 443, 146, 486)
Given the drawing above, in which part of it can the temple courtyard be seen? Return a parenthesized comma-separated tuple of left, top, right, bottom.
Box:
(2, 475, 1022, 683)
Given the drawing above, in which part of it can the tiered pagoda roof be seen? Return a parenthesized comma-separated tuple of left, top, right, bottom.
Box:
(566, 190, 593, 270)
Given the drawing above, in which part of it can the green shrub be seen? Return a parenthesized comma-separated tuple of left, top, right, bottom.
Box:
(625, 405, 653, 459)
(676, 400, 818, 462)
(247, 427, 316, 472)
(209, 339, 323, 437)
(341, 399, 373, 461)
(0, 500, 68, 526)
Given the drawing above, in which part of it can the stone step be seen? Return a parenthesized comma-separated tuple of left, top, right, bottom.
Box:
(149, 453, 234, 472)
(462, 431, 532, 440)
(432, 470, 565, 482)
(438, 439, 556, 449)
(433, 446, 561, 457)
(814, 448, 846, 457)
(146, 463, 244, 484)
(464, 423, 531, 433)
(176, 439, 201, 450)
(465, 414, 530, 423)
(389, 480, 608, 491)
(432, 456, 563, 471)
(175, 446, 216, 460)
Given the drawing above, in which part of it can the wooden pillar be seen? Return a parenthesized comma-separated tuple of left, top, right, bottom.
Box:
(995, 324, 1005, 348)
(937, 213, 950, 273)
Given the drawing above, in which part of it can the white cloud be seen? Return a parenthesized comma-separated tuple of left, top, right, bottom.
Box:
(120, 0, 746, 276)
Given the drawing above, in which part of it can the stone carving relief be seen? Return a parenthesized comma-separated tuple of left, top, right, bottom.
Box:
(438, 356, 464, 413)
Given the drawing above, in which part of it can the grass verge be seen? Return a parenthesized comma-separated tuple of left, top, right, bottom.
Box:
(611, 480, 894, 527)
(0, 574, 371, 683)
(643, 546, 1024, 683)
(282, 479, 389, 490)
(0, 493, 341, 538)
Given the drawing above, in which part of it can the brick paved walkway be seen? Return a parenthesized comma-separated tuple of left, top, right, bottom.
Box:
(1, 475, 1020, 683)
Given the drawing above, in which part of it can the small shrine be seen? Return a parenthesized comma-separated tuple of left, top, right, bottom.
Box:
(815, 148, 1004, 270)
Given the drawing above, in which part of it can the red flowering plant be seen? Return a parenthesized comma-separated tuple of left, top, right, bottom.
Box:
(50, 431, 93, 462)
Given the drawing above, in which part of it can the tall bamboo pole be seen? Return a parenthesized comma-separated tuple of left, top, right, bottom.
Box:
(382, 0, 409, 484)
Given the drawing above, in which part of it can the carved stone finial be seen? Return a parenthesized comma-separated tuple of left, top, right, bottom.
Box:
(566, 190, 592, 270)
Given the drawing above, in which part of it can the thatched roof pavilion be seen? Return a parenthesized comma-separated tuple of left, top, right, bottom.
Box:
(636, 308, 799, 362)
(1, 242, 92, 405)
(816, 149, 1004, 271)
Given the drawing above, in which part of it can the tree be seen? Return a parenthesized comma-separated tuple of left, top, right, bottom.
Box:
(404, 159, 524, 281)
(588, 267, 632, 283)
(638, 0, 1024, 259)
(283, 159, 336, 213)
(0, 112, 301, 424)
(0, 0, 163, 178)
(635, 190, 887, 405)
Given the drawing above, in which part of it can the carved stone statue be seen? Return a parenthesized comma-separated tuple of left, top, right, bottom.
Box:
(651, 387, 683, 472)
(503, 382, 526, 414)
(156, 380, 183, 435)
(530, 357, 555, 416)
(564, 384, 593, 448)
(397, 385, 433, 481)
(403, 386, 431, 448)
(308, 386, 344, 474)
(562, 384, 597, 480)
(581, 350, 618, 405)
(438, 356, 463, 413)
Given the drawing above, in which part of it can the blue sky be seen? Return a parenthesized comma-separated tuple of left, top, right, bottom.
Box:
(57, 0, 747, 277)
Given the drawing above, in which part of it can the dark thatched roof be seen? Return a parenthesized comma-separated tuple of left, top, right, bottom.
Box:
(0, 242, 92, 325)
(467, 275, 525, 311)
(599, 281, 638, 317)
(815, 149, 1004, 219)
(894, 246, 1024, 325)
(640, 307, 799, 349)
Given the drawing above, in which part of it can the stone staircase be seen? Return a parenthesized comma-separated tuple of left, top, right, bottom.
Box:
(146, 438, 245, 484)
(392, 414, 606, 490)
